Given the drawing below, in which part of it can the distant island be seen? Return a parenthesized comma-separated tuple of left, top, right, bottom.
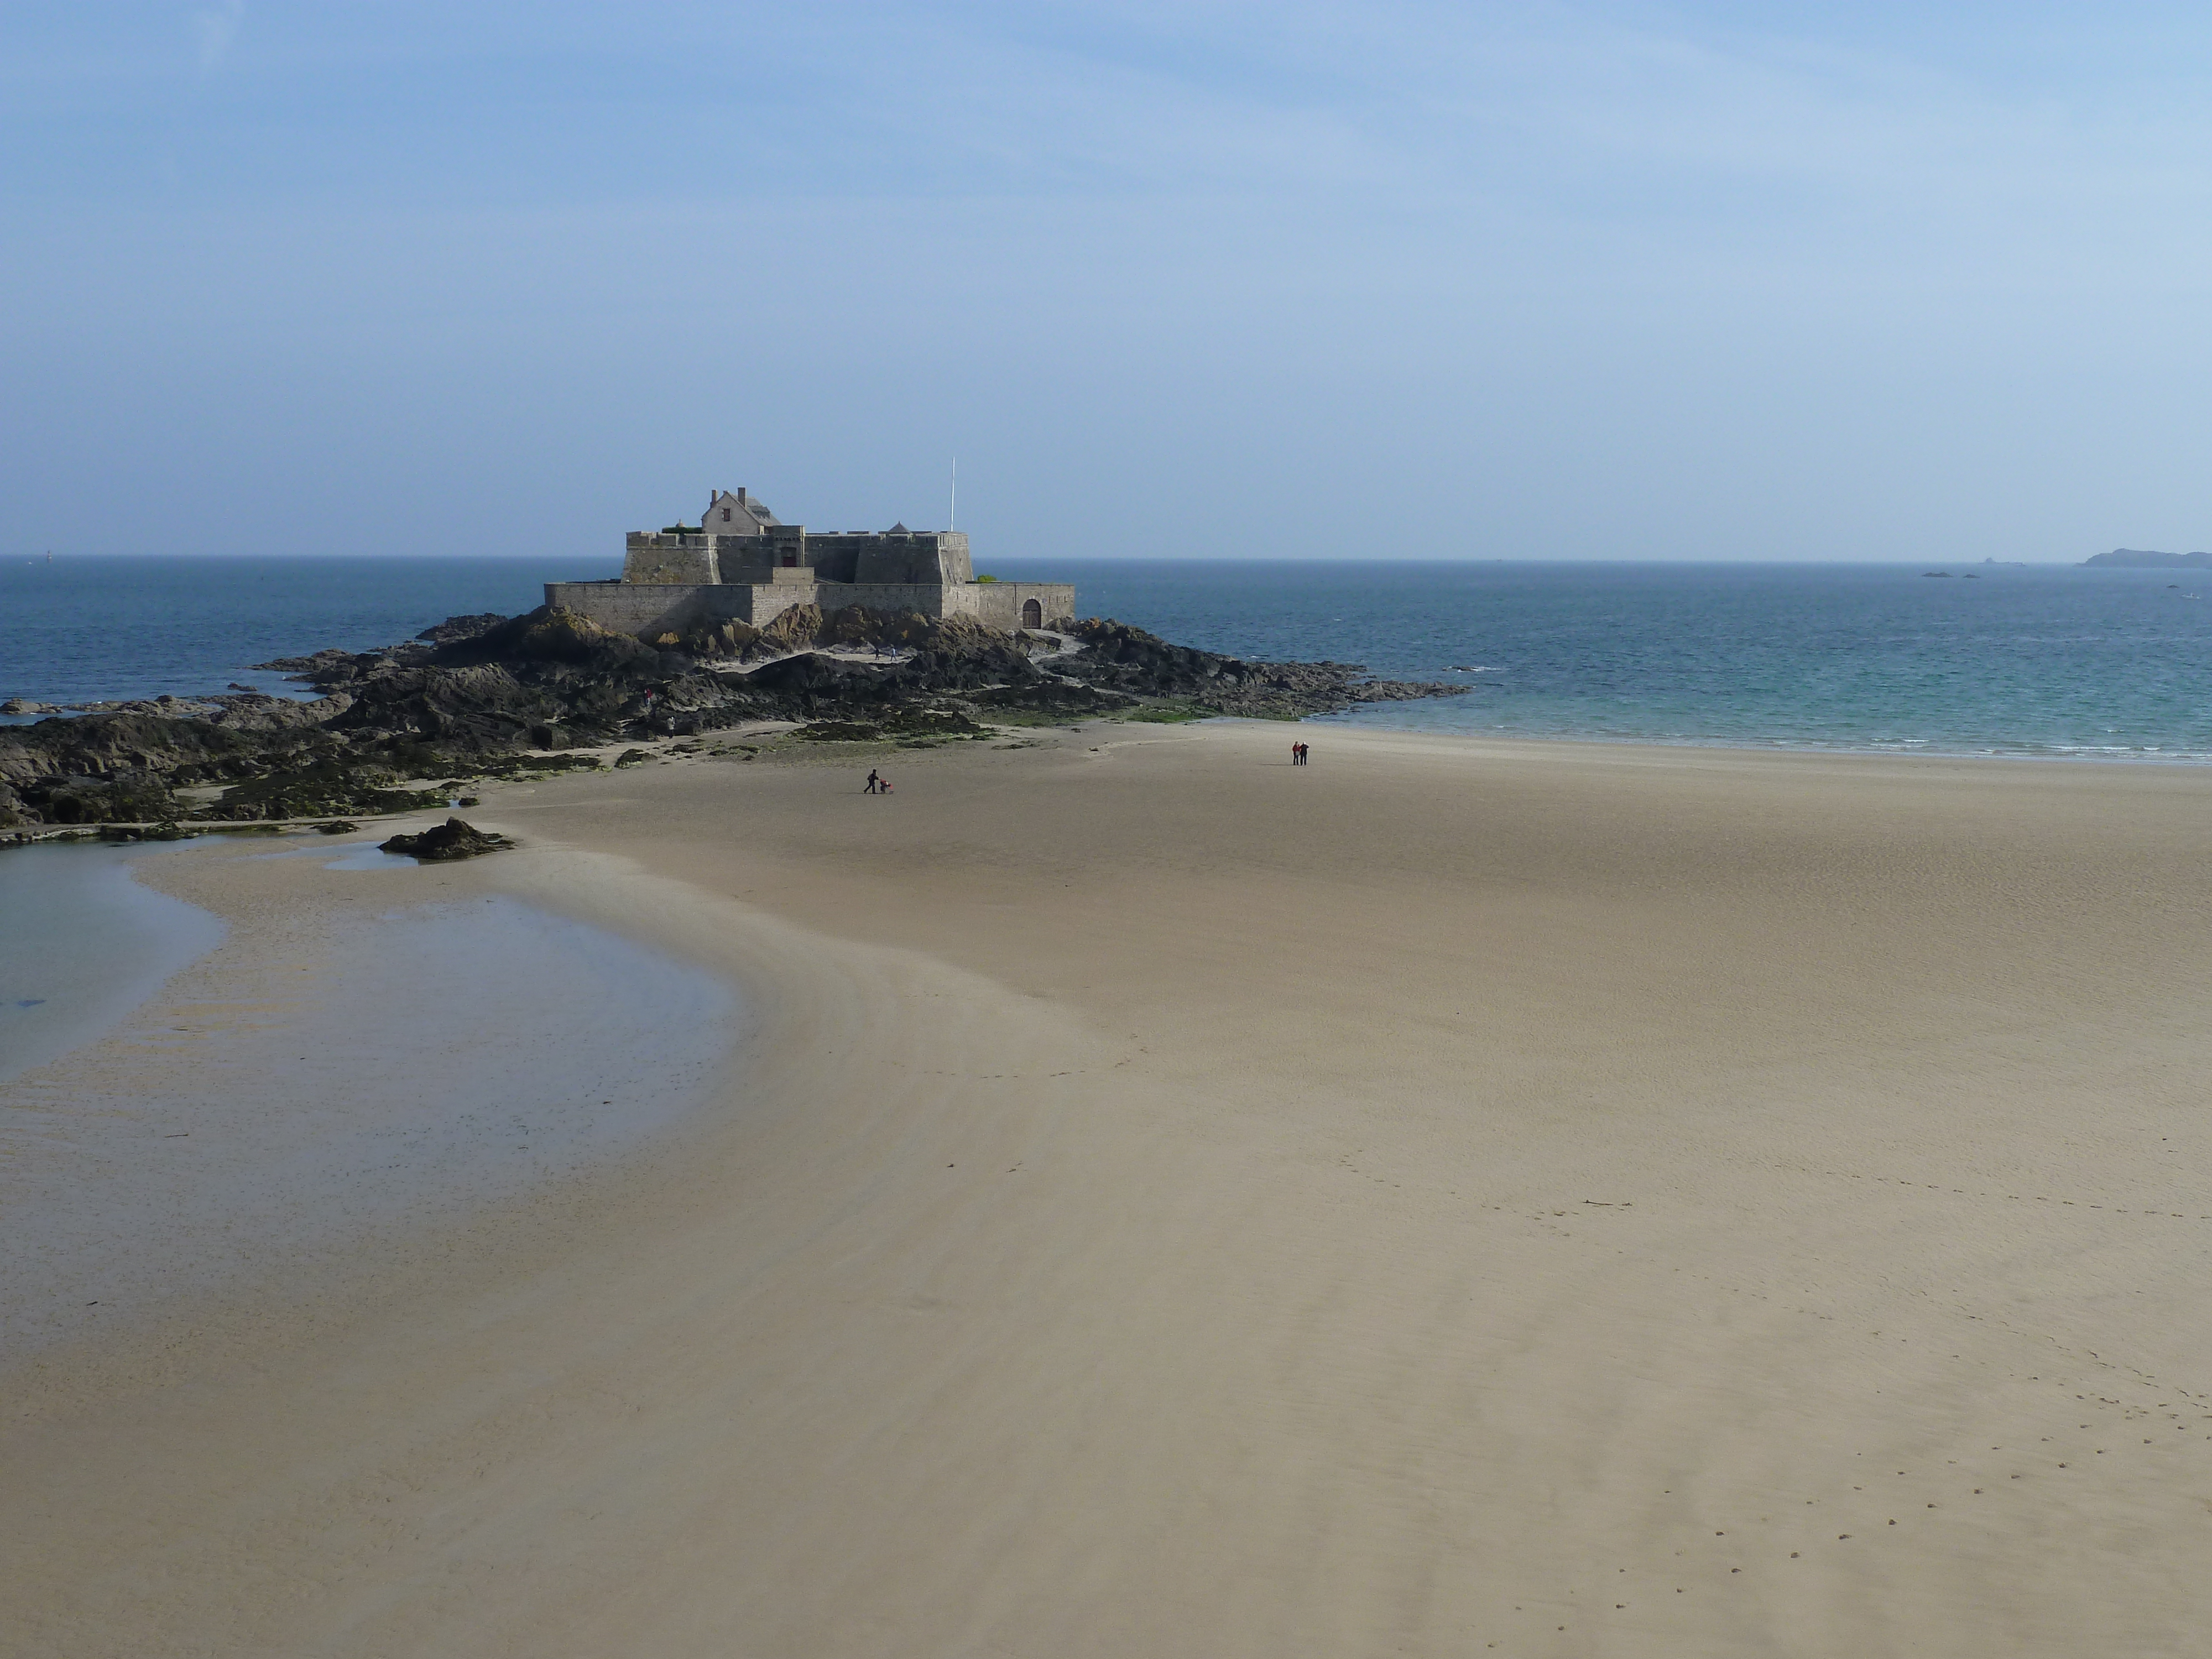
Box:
(2082, 549, 2212, 568)
(0, 482, 1473, 835)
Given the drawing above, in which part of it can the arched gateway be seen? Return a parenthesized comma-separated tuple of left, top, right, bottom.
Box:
(1021, 597, 1043, 628)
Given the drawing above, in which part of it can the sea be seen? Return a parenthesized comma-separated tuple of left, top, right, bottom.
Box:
(7, 552, 2212, 761)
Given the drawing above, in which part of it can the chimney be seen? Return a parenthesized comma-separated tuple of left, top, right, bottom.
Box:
(737, 487, 747, 505)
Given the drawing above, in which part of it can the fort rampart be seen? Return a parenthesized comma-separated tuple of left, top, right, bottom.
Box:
(555, 489, 1072, 640)
(544, 578, 1076, 641)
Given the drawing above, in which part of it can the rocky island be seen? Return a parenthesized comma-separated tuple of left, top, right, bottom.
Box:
(2081, 547, 2212, 567)
(0, 605, 1464, 834)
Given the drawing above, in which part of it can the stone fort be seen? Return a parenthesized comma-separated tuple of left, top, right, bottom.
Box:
(544, 487, 1074, 640)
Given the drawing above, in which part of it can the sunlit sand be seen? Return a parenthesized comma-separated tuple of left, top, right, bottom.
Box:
(7, 721, 2210, 1656)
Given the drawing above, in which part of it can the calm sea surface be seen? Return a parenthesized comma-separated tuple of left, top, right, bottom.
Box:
(7, 554, 2211, 761)
(0, 554, 619, 713)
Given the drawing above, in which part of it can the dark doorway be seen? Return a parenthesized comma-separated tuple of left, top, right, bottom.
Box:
(1021, 597, 1043, 628)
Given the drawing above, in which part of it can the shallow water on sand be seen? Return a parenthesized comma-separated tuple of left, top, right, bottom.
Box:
(0, 843, 227, 1084)
(0, 878, 741, 1357)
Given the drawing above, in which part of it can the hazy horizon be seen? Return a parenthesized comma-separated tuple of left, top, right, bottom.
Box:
(7, 551, 2181, 567)
(7, 4, 2210, 564)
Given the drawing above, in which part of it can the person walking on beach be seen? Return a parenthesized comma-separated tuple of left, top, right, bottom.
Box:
(864, 768, 879, 795)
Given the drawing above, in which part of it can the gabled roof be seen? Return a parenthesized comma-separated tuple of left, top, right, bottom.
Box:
(708, 489, 779, 529)
(887, 521, 910, 534)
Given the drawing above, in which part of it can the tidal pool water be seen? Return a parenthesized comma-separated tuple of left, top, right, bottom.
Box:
(0, 842, 227, 1084)
(0, 863, 743, 1357)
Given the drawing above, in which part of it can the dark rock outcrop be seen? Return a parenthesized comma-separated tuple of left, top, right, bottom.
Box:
(378, 817, 510, 860)
(415, 613, 510, 645)
(0, 602, 1462, 829)
(1057, 619, 1466, 719)
(758, 604, 825, 653)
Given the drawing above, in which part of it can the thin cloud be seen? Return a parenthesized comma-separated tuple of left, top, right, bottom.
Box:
(195, 0, 245, 71)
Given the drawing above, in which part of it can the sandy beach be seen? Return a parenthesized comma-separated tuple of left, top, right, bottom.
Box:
(8, 719, 2212, 1657)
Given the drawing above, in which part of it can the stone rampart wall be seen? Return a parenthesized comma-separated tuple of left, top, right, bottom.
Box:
(849, 532, 972, 586)
(620, 534, 719, 585)
(546, 578, 1077, 640)
(620, 529, 982, 589)
(971, 583, 1077, 629)
(545, 581, 728, 639)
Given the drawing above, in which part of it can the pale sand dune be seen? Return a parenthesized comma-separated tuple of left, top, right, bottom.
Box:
(8, 722, 2212, 1656)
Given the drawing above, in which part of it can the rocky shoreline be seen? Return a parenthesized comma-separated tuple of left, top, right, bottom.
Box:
(0, 604, 1464, 836)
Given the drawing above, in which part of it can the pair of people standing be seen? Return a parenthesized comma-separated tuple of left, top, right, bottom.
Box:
(1290, 741, 1311, 765)
(864, 769, 893, 795)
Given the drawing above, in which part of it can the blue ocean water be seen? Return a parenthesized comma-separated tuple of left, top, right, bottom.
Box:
(994, 558, 2212, 761)
(0, 554, 618, 714)
(7, 553, 2211, 760)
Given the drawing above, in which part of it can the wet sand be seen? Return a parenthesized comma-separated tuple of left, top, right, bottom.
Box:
(0, 842, 226, 1084)
(8, 721, 2212, 1656)
(0, 848, 738, 1356)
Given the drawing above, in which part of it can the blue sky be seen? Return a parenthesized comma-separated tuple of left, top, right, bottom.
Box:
(5, 3, 2210, 560)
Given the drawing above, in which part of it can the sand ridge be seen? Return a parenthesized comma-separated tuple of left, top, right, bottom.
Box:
(6, 721, 2212, 1656)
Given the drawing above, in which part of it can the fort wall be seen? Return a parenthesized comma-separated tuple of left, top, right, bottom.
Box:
(593, 493, 1062, 642)
(621, 534, 722, 586)
(545, 578, 1076, 641)
(627, 529, 974, 588)
(969, 583, 1072, 631)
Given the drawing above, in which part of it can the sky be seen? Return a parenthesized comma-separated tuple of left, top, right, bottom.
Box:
(4, 3, 2210, 562)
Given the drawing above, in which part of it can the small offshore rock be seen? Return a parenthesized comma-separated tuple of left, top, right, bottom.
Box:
(1, 698, 60, 716)
(378, 816, 510, 861)
(315, 820, 358, 835)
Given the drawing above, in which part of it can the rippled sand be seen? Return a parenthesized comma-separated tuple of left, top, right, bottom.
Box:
(8, 723, 2212, 1657)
